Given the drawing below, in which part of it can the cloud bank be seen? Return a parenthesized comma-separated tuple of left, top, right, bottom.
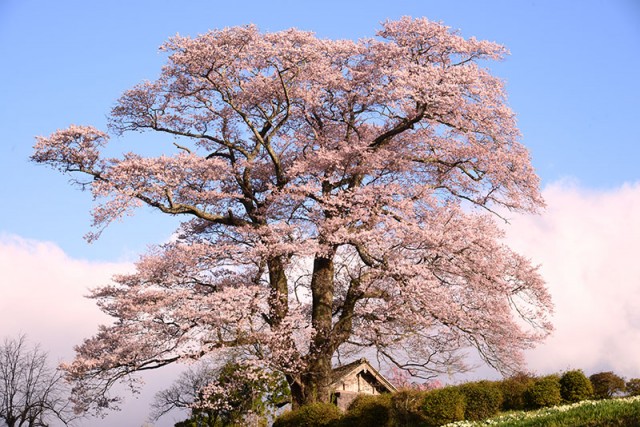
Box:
(0, 235, 182, 426)
(0, 234, 129, 361)
(504, 181, 640, 378)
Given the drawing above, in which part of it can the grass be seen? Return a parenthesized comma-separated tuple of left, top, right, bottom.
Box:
(443, 395, 640, 426)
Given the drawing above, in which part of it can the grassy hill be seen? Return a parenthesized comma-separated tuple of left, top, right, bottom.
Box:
(444, 395, 640, 426)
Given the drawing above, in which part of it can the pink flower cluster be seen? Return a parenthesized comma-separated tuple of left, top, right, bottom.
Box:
(33, 17, 552, 412)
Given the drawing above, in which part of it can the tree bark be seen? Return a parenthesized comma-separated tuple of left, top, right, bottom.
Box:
(298, 249, 337, 406)
(267, 256, 288, 326)
(298, 353, 333, 406)
(288, 377, 305, 410)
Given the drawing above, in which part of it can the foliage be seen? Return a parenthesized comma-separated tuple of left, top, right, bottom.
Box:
(419, 387, 466, 427)
(155, 360, 289, 427)
(339, 394, 392, 427)
(442, 395, 640, 426)
(0, 335, 74, 427)
(272, 402, 342, 427)
(626, 378, 640, 397)
(498, 372, 536, 411)
(32, 16, 552, 411)
(589, 371, 626, 399)
(174, 418, 221, 427)
(559, 370, 593, 403)
(525, 375, 562, 409)
(458, 381, 503, 420)
(389, 389, 430, 427)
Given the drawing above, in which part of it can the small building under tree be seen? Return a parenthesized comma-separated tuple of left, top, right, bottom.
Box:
(330, 358, 397, 410)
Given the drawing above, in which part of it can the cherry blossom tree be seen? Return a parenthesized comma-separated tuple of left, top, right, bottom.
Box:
(32, 17, 552, 411)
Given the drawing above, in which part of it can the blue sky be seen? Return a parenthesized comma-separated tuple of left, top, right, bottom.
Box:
(1, 1, 639, 426)
(1, 0, 639, 261)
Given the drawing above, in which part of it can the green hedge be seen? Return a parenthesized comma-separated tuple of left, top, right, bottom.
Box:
(559, 370, 593, 403)
(339, 394, 392, 427)
(526, 375, 562, 409)
(458, 381, 503, 420)
(499, 373, 536, 411)
(420, 386, 466, 427)
(275, 369, 637, 427)
(389, 390, 429, 427)
(273, 402, 342, 427)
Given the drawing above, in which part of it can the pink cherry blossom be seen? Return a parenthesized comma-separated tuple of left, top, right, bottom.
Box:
(33, 17, 552, 412)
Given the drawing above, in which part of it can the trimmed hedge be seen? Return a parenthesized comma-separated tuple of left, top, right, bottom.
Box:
(420, 386, 466, 427)
(526, 375, 562, 409)
(340, 394, 392, 427)
(559, 369, 593, 403)
(273, 402, 342, 427)
(499, 372, 536, 411)
(389, 389, 429, 427)
(275, 369, 637, 427)
(458, 380, 503, 421)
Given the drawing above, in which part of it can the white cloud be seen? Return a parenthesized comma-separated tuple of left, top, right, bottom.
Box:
(0, 234, 184, 426)
(0, 234, 128, 361)
(504, 180, 640, 379)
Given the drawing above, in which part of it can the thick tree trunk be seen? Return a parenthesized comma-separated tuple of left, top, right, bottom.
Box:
(311, 253, 335, 353)
(286, 249, 338, 408)
(295, 249, 337, 406)
(288, 377, 305, 410)
(298, 353, 334, 406)
(288, 347, 334, 409)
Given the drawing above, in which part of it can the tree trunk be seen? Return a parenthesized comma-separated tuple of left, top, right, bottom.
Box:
(295, 249, 337, 407)
(288, 348, 334, 409)
(267, 256, 288, 326)
(299, 353, 334, 406)
(288, 377, 305, 410)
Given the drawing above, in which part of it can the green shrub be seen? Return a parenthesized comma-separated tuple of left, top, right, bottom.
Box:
(560, 369, 594, 403)
(499, 372, 536, 411)
(340, 394, 392, 427)
(389, 389, 429, 427)
(458, 380, 503, 421)
(419, 387, 466, 427)
(590, 371, 626, 399)
(526, 375, 562, 409)
(273, 402, 342, 427)
(627, 378, 640, 397)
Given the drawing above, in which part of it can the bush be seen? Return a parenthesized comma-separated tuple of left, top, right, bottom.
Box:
(273, 402, 342, 427)
(560, 370, 594, 403)
(457, 381, 503, 421)
(340, 394, 392, 427)
(526, 375, 562, 409)
(499, 372, 536, 411)
(627, 378, 640, 397)
(389, 389, 429, 427)
(590, 371, 626, 399)
(419, 387, 466, 427)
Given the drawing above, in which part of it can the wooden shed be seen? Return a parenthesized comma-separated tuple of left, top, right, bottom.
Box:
(330, 358, 397, 410)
